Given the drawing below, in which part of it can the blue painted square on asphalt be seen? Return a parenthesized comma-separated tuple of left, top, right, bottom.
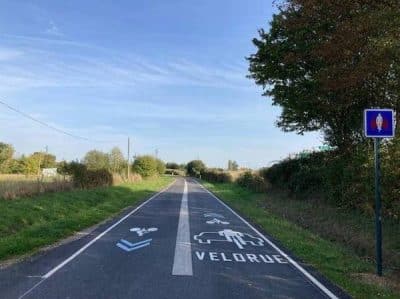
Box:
(364, 109, 395, 138)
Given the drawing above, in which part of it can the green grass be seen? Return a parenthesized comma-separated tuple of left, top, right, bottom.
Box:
(0, 176, 173, 262)
(203, 181, 400, 299)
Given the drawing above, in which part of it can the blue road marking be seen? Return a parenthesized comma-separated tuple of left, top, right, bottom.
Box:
(120, 238, 152, 247)
(116, 238, 153, 252)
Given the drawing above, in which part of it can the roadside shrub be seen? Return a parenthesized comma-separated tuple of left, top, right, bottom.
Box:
(237, 171, 268, 193)
(166, 162, 179, 169)
(132, 155, 159, 177)
(83, 150, 110, 171)
(264, 141, 400, 220)
(165, 169, 185, 176)
(58, 161, 113, 189)
(202, 169, 233, 183)
(156, 159, 166, 175)
(186, 160, 206, 177)
(82, 169, 113, 188)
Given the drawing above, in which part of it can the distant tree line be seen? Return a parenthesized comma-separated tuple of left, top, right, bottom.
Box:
(0, 142, 167, 179)
(0, 142, 56, 175)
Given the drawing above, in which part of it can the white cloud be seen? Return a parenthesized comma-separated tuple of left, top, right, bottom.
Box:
(0, 35, 250, 92)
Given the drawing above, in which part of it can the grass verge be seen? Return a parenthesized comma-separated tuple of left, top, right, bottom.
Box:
(202, 181, 400, 299)
(0, 176, 173, 262)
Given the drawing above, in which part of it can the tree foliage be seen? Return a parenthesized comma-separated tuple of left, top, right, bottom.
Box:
(83, 150, 110, 171)
(186, 160, 206, 177)
(0, 143, 14, 173)
(166, 162, 180, 169)
(248, 0, 400, 149)
(227, 160, 239, 171)
(31, 152, 57, 169)
(133, 155, 164, 177)
(109, 147, 125, 173)
(156, 159, 166, 175)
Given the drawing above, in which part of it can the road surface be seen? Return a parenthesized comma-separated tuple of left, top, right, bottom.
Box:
(0, 178, 349, 299)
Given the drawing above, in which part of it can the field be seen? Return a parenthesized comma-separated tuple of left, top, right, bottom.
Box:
(0, 176, 173, 262)
(203, 181, 400, 299)
(0, 174, 73, 200)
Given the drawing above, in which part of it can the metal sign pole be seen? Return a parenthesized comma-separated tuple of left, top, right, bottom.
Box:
(374, 138, 382, 276)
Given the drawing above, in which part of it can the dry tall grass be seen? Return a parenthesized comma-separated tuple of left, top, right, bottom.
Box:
(0, 174, 73, 200)
(112, 173, 142, 185)
(227, 170, 247, 181)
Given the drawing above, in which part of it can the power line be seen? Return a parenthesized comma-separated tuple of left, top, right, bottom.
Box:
(0, 99, 113, 143)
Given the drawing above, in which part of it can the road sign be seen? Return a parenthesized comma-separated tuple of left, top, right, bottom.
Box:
(364, 108, 396, 276)
(364, 109, 395, 138)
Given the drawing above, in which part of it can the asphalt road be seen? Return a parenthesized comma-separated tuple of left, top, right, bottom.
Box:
(0, 178, 349, 299)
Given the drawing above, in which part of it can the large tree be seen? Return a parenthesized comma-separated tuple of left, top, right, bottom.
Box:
(248, 0, 400, 150)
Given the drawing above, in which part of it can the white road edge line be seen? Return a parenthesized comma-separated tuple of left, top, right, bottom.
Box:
(172, 179, 193, 276)
(17, 179, 177, 299)
(18, 278, 47, 299)
(41, 180, 176, 279)
(196, 180, 339, 299)
(42, 181, 175, 279)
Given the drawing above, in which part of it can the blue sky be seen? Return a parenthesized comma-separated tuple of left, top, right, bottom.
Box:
(0, 0, 322, 168)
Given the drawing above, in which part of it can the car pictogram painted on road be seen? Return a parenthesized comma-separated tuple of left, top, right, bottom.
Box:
(194, 229, 264, 249)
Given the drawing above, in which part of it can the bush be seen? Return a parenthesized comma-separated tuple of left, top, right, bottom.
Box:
(156, 159, 166, 175)
(186, 160, 206, 177)
(165, 169, 185, 176)
(58, 161, 113, 189)
(83, 169, 113, 188)
(201, 169, 233, 183)
(132, 155, 160, 177)
(83, 150, 110, 171)
(236, 171, 268, 193)
(263, 152, 328, 198)
(263, 142, 400, 220)
(166, 162, 179, 169)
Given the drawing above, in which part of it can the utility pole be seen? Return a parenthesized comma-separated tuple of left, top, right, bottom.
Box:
(155, 148, 159, 159)
(127, 137, 130, 180)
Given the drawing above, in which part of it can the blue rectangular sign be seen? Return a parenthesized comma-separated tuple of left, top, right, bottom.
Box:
(364, 109, 395, 138)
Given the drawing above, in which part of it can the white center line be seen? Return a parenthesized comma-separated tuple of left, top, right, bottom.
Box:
(172, 179, 193, 276)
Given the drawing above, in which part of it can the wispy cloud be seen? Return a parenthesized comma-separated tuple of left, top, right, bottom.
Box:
(44, 21, 64, 37)
(0, 35, 250, 91)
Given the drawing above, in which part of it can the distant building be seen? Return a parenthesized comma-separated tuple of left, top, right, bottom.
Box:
(42, 168, 58, 177)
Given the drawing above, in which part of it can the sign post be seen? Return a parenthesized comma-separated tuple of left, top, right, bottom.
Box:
(364, 109, 396, 276)
(373, 137, 382, 276)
